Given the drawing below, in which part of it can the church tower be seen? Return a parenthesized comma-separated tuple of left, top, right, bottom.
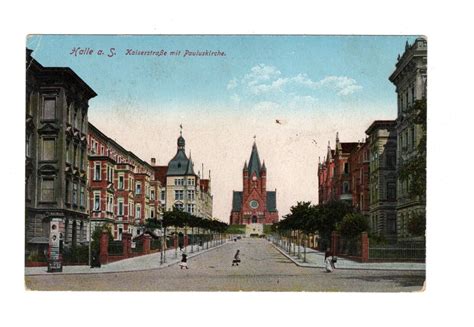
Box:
(230, 140, 278, 230)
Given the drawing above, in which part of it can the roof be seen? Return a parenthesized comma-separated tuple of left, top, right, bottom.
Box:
(166, 134, 196, 176)
(232, 191, 243, 212)
(266, 191, 277, 212)
(27, 48, 97, 99)
(153, 166, 168, 185)
(247, 142, 262, 177)
(340, 142, 359, 154)
(365, 120, 397, 135)
(200, 179, 210, 193)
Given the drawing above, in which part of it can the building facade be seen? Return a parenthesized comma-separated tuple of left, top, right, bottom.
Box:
(389, 37, 427, 240)
(349, 140, 370, 216)
(365, 120, 398, 239)
(230, 142, 278, 226)
(318, 133, 358, 204)
(25, 49, 97, 260)
(164, 132, 213, 219)
(87, 123, 163, 240)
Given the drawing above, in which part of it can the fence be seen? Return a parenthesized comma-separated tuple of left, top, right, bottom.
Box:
(132, 240, 144, 253)
(108, 241, 124, 256)
(338, 236, 361, 257)
(369, 240, 425, 262)
(150, 238, 162, 251)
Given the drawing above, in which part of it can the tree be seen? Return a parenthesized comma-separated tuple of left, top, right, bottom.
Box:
(407, 213, 426, 237)
(337, 213, 369, 239)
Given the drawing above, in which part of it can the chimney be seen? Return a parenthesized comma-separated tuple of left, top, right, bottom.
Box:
(151, 158, 156, 165)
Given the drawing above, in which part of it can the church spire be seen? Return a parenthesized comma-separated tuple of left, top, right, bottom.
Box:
(248, 140, 262, 178)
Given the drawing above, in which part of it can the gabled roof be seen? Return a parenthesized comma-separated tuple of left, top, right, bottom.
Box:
(231, 191, 242, 212)
(340, 142, 359, 154)
(266, 191, 277, 212)
(248, 142, 262, 178)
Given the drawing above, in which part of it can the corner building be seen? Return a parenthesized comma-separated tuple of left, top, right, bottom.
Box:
(25, 49, 96, 259)
(230, 142, 278, 227)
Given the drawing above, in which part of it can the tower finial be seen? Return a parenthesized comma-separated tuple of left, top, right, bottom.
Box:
(180, 123, 183, 136)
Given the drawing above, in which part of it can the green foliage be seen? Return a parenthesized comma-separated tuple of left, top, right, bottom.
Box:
(336, 213, 369, 239)
(91, 224, 113, 252)
(274, 200, 352, 243)
(399, 98, 427, 198)
(407, 212, 426, 237)
(226, 224, 246, 234)
(162, 208, 228, 233)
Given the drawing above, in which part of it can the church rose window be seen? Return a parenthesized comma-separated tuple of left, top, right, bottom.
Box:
(249, 200, 259, 209)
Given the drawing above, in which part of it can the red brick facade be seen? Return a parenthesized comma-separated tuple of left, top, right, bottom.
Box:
(318, 133, 358, 204)
(230, 142, 278, 225)
(88, 124, 162, 240)
(349, 141, 370, 215)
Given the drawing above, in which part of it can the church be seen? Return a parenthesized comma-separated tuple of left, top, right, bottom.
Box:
(230, 141, 279, 228)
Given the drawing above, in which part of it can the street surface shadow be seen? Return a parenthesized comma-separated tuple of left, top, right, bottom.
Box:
(339, 273, 425, 288)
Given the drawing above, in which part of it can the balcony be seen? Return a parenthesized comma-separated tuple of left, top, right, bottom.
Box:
(339, 193, 352, 201)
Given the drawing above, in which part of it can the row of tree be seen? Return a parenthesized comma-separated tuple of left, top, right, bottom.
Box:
(144, 208, 228, 237)
(273, 200, 368, 243)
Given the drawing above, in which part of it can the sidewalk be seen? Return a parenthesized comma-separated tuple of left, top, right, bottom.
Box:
(25, 240, 229, 276)
(271, 240, 425, 271)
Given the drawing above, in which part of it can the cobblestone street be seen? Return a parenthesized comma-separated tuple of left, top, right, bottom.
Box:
(25, 239, 425, 292)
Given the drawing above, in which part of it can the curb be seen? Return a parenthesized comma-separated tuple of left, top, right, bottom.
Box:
(25, 241, 229, 276)
(271, 243, 426, 272)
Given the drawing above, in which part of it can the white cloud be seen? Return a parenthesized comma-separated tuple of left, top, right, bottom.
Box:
(228, 64, 363, 110)
(318, 76, 363, 96)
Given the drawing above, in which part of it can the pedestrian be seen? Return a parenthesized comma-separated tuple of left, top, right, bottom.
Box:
(232, 249, 241, 266)
(324, 248, 335, 272)
(179, 253, 188, 269)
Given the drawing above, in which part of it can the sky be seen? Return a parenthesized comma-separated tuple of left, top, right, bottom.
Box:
(27, 35, 419, 222)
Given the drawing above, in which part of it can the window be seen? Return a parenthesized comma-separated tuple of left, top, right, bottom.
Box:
(188, 178, 195, 186)
(65, 180, 70, 204)
(175, 190, 184, 200)
(175, 178, 184, 186)
(187, 190, 195, 201)
(107, 195, 113, 212)
(42, 97, 56, 120)
(41, 138, 55, 161)
(175, 203, 184, 211)
(136, 182, 142, 195)
(80, 186, 85, 207)
(161, 190, 166, 201)
(411, 127, 416, 149)
(186, 203, 195, 214)
(41, 178, 54, 202)
(72, 183, 78, 205)
(73, 145, 77, 167)
(150, 208, 155, 218)
(94, 192, 100, 211)
(80, 149, 84, 170)
(344, 162, 349, 174)
(118, 175, 124, 189)
(26, 134, 31, 158)
(130, 202, 134, 217)
(94, 163, 101, 180)
(118, 198, 124, 215)
(343, 182, 350, 194)
(136, 204, 141, 219)
(66, 142, 71, 163)
(411, 85, 416, 103)
(150, 189, 155, 200)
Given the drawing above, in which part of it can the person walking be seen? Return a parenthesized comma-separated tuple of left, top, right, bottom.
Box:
(179, 253, 189, 269)
(232, 249, 241, 266)
(324, 248, 335, 272)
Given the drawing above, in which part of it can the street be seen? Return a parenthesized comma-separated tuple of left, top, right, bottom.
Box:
(25, 238, 425, 292)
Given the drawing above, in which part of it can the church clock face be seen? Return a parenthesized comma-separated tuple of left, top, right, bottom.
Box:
(249, 200, 259, 209)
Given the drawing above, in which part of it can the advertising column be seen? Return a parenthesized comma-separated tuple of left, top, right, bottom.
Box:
(47, 218, 63, 272)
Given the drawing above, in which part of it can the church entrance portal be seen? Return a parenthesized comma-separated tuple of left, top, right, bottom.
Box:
(252, 215, 257, 223)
